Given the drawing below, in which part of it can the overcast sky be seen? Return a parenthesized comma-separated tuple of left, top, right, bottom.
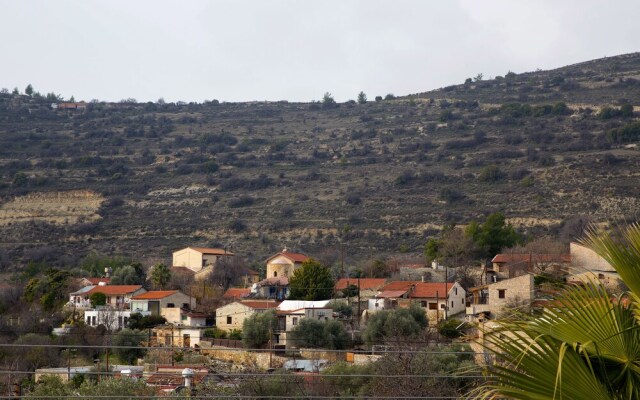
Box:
(1, 0, 639, 103)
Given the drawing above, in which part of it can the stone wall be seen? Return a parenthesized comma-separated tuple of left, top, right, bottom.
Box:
(200, 347, 287, 370)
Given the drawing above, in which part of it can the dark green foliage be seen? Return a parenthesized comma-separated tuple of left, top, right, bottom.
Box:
(112, 328, 146, 364)
(289, 318, 350, 349)
(203, 327, 228, 339)
(150, 263, 171, 289)
(357, 91, 367, 104)
(363, 304, 428, 345)
(322, 92, 337, 109)
(608, 121, 640, 143)
(288, 259, 335, 301)
(599, 104, 633, 119)
(242, 310, 277, 349)
(23, 268, 71, 311)
(465, 212, 521, 258)
(478, 165, 504, 182)
(437, 318, 466, 338)
(127, 313, 166, 330)
(89, 292, 106, 307)
(330, 300, 353, 317)
(110, 263, 146, 285)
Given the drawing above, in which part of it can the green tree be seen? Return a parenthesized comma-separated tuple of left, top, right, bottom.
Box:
(363, 304, 427, 345)
(150, 263, 171, 289)
(89, 292, 106, 307)
(112, 329, 146, 364)
(465, 212, 520, 258)
(322, 92, 337, 109)
(474, 224, 640, 399)
(110, 263, 145, 285)
(25, 84, 33, 96)
(242, 310, 277, 349)
(424, 238, 439, 264)
(357, 91, 367, 104)
(289, 318, 350, 349)
(288, 258, 335, 300)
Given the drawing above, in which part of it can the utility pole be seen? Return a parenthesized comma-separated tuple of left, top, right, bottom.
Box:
(444, 265, 448, 320)
(357, 277, 361, 321)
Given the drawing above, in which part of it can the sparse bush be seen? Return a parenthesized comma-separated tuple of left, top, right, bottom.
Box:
(228, 195, 255, 208)
(478, 165, 504, 182)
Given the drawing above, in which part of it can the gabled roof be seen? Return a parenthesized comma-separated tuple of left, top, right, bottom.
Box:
(377, 290, 409, 298)
(87, 285, 143, 296)
(223, 287, 251, 299)
(240, 300, 281, 310)
(131, 290, 180, 300)
(335, 278, 387, 290)
(266, 249, 309, 264)
(492, 253, 571, 264)
(409, 282, 459, 298)
(379, 281, 420, 292)
(278, 300, 332, 311)
(187, 246, 234, 256)
(70, 285, 96, 295)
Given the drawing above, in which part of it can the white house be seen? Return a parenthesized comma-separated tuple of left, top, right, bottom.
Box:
(84, 307, 137, 331)
(274, 300, 335, 348)
(130, 290, 197, 317)
(172, 247, 234, 273)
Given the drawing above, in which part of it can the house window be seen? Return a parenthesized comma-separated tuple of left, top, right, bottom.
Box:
(498, 289, 506, 299)
(598, 273, 605, 279)
(455, 287, 458, 295)
(118, 316, 123, 327)
(167, 303, 175, 308)
(428, 303, 437, 310)
(106, 296, 111, 304)
(274, 271, 278, 277)
(461, 298, 464, 304)
(440, 304, 445, 309)
(123, 317, 128, 326)
(451, 301, 454, 308)
(227, 316, 232, 324)
(182, 303, 190, 310)
(86, 316, 91, 325)
(92, 316, 97, 325)
(420, 300, 427, 307)
(292, 317, 298, 326)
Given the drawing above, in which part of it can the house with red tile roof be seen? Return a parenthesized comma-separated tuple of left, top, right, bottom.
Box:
(223, 287, 251, 300)
(74, 285, 146, 309)
(369, 281, 466, 324)
(266, 248, 309, 280)
(130, 290, 196, 320)
(79, 277, 111, 286)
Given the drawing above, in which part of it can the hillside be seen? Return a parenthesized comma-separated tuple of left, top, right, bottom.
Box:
(1, 52, 640, 270)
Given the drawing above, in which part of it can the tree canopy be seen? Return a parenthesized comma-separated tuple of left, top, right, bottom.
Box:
(150, 263, 171, 289)
(288, 258, 335, 301)
(465, 212, 520, 259)
(242, 310, 277, 349)
(363, 304, 428, 345)
(289, 318, 350, 350)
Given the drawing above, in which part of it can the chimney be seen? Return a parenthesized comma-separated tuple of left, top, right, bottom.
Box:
(182, 368, 194, 388)
(421, 275, 425, 283)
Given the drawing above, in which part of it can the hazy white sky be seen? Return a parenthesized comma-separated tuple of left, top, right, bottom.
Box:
(1, 0, 638, 103)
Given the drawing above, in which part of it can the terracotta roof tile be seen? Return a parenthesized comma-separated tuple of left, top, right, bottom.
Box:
(240, 300, 281, 309)
(131, 290, 179, 300)
(223, 288, 251, 299)
(377, 290, 409, 298)
(87, 285, 143, 296)
(379, 281, 420, 291)
(267, 250, 309, 263)
(335, 278, 387, 290)
(409, 283, 456, 298)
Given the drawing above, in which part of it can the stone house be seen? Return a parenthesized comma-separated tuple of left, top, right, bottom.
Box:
(466, 274, 535, 321)
(215, 300, 280, 332)
(369, 281, 466, 323)
(274, 300, 334, 348)
(489, 252, 571, 280)
(266, 249, 309, 279)
(568, 242, 621, 288)
(151, 325, 208, 348)
(130, 290, 197, 317)
(172, 246, 234, 273)
(252, 277, 290, 300)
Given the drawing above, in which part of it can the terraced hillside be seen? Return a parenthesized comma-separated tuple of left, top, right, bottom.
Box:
(1, 52, 640, 270)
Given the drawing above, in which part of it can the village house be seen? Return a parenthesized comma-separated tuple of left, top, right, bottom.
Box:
(252, 277, 290, 300)
(84, 307, 133, 331)
(265, 249, 309, 278)
(171, 246, 234, 280)
(369, 281, 466, 323)
(151, 323, 208, 348)
(466, 274, 535, 322)
(488, 252, 571, 281)
(79, 277, 111, 287)
(274, 300, 334, 348)
(70, 284, 146, 309)
(130, 290, 197, 319)
(215, 300, 280, 332)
